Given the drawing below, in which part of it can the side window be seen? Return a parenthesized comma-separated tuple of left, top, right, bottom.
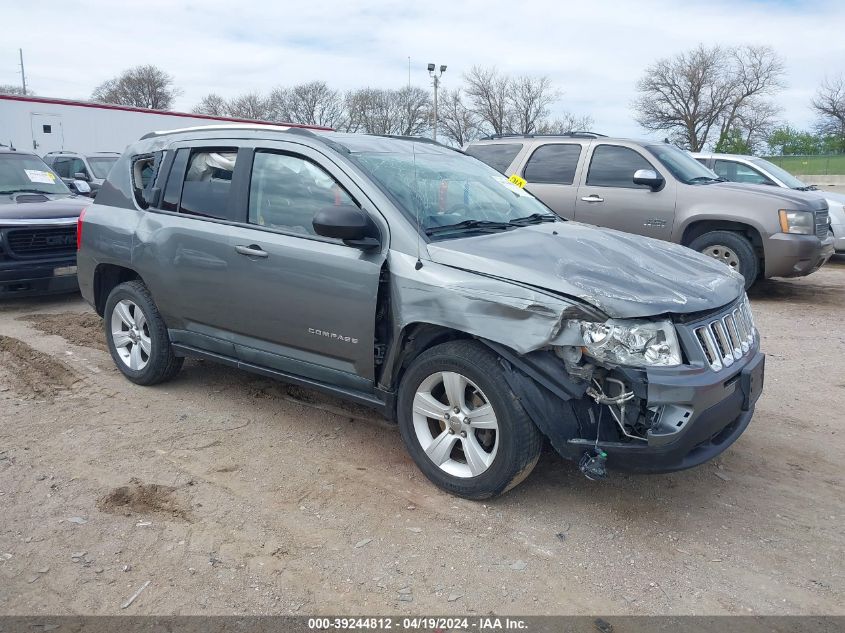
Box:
(465, 143, 523, 174)
(52, 158, 71, 178)
(248, 151, 355, 236)
(713, 160, 733, 180)
(131, 152, 163, 209)
(69, 158, 88, 178)
(586, 145, 655, 188)
(694, 158, 708, 166)
(523, 144, 582, 184)
(179, 148, 238, 220)
(734, 163, 774, 186)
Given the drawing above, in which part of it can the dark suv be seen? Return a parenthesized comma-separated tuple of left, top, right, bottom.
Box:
(77, 126, 764, 499)
(1, 147, 92, 297)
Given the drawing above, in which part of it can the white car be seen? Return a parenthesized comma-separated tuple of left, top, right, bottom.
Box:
(693, 152, 845, 253)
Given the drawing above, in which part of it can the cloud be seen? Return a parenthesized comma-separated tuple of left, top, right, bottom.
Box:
(1, 0, 842, 138)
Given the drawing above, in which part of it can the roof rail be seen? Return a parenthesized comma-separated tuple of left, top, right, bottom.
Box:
(480, 131, 606, 140)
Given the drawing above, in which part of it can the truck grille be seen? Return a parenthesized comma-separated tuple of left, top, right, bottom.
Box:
(816, 210, 829, 239)
(692, 297, 756, 371)
(5, 227, 77, 258)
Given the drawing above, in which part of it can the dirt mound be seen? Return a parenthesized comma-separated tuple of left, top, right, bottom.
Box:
(17, 312, 106, 351)
(98, 478, 190, 520)
(0, 335, 79, 399)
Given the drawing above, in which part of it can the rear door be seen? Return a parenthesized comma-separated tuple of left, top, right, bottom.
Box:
(713, 159, 776, 186)
(574, 143, 676, 241)
(518, 141, 586, 219)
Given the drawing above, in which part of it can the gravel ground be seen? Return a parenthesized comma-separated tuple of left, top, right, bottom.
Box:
(0, 257, 844, 615)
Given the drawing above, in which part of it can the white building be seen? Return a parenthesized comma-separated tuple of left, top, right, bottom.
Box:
(0, 95, 326, 156)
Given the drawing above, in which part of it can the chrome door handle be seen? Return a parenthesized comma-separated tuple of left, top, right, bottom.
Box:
(580, 195, 604, 203)
(235, 244, 268, 258)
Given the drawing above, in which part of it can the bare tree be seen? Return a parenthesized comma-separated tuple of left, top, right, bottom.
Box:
(508, 75, 558, 134)
(269, 81, 347, 128)
(224, 92, 274, 120)
(811, 75, 845, 141)
(0, 84, 30, 96)
(192, 93, 229, 116)
(633, 45, 784, 151)
(396, 86, 431, 136)
(535, 113, 596, 134)
(438, 89, 480, 146)
(91, 65, 181, 110)
(464, 66, 512, 136)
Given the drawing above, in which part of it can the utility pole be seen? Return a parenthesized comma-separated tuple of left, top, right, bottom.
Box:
(19, 49, 27, 96)
(427, 63, 446, 141)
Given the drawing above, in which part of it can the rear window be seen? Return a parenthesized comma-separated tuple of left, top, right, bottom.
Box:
(523, 144, 582, 184)
(179, 149, 238, 220)
(465, 143, 523, 174)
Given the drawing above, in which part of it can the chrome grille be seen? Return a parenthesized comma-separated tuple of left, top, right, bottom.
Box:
(816, 210, 829, 239)
(693, 297, 756, 371)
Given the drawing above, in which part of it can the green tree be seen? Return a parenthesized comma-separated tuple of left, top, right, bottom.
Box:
(766, 126, 823, 155)
(714, 128, 752, 154)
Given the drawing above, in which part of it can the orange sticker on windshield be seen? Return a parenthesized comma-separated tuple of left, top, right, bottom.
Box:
(508, 174, 527, 188)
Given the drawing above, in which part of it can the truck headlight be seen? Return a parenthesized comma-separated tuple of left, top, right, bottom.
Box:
(575, 319, 682, 368)
(779, 209, 814, 235)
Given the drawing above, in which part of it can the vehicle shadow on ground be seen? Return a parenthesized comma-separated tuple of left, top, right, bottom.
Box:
(0, 291, 83, 312)
(749, 261, 845, 307)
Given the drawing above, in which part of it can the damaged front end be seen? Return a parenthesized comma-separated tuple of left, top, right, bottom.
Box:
(492, 294, 764, 477)
(385, 249, 764, 478)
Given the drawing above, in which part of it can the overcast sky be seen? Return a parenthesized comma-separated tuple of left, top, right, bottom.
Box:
(2, 0, 843, 139)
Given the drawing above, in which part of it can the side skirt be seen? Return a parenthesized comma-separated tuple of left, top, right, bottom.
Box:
(172, 343, 391, 416)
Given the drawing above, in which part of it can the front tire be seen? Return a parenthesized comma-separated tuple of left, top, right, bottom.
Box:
(689, 230, 759, 290)
(397, 340, 543, 499)
(104, 280, 183, 385)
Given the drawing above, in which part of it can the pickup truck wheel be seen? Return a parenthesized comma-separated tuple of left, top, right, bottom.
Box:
(689, 231, 759, 290)
(104, 280, 183, 385)
(397, 340, 543, 499)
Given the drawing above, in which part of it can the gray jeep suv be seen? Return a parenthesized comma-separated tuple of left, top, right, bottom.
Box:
(77, 125, 764, 498)
(466, 134, 834, 289)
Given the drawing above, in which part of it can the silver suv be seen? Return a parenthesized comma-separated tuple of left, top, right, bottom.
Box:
(692, 152, 845, 254)
(44, 151, 119, 196)
(466, 134, 834, 288)
(77, 125, 764, 498)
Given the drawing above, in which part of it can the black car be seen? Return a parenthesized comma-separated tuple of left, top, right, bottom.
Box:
(0, 147, 92, 297)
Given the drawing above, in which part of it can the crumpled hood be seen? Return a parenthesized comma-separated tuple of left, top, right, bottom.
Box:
(0, 196, 92, 224)
(426, 222, 745, 318)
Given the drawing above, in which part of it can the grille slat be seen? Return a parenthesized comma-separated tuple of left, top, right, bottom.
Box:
(816, 210, 829, 239)
(5, 227, 76, 258)
(693, 296, 756, 372)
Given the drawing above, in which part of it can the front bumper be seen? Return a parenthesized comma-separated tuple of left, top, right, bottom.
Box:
(831, 223, 845, 253)
(764, 233, 834, 278)
(566, 350, 764, 473)
(0, 259, 79, 297)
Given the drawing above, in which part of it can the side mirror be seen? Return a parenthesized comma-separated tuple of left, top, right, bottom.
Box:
(313, 205, 380, 250)
(71, 179, 91, 195)
(633, 169, 664, 191)
(73, 171, 90, 182)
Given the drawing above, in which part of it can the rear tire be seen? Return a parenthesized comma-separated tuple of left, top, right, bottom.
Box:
(397, 340, 543, 499)
(104, 280, 183, 385)
(689, 230, 759, 290)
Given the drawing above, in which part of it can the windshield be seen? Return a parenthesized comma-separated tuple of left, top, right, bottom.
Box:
(0, 153, 71, 195)
(647, 144, 721, 184)
(749, 158, 807, 189)
(352, 147, 556, 239)
(88, 156, 118, 179)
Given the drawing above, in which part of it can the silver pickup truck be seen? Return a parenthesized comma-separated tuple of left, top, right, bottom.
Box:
(466, 134, 834, 288)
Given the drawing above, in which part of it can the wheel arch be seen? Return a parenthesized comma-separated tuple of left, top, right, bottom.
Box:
(680, 218, 765, 262)
(92, 263, 142, 316)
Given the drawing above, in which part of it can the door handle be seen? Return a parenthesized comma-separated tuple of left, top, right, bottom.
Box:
(580, 195, 604, 203)
(235, 244, 268, 258)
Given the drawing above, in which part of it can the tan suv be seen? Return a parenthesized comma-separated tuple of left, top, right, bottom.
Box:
(465, 134, 834, 288)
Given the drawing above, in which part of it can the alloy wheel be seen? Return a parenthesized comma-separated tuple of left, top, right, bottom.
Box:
(411, 371, 499, 478)
(110, 299, 151, 371)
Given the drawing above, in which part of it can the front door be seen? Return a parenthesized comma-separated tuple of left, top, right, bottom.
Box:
(224, 144, 384, 389)
(30, 114, 63, 153)
(574, 143, 676, 241)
